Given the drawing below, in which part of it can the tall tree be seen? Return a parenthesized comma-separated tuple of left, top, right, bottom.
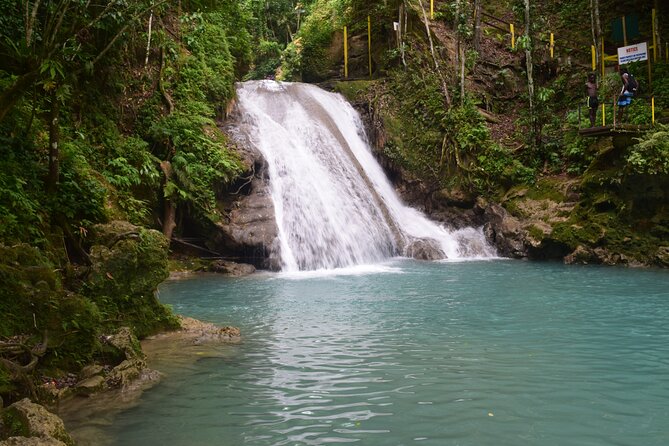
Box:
(0, 0, 165, 192)
(524, 0, 534, 120)
(590, 0, 601, 75)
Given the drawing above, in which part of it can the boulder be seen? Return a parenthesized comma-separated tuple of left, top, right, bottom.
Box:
(564, 245, 598, 264)
(177, 316, 241, 344)
(482, 203, 528, 258)
(105, 327, 143, 360)
(86, 223, 178, 337)
(404, 238, 445, 261)
(656, 246, 669, 267)
(73, 375, 106, 395)
(208, 260, 256, 276)
(1, 399, 73, 446)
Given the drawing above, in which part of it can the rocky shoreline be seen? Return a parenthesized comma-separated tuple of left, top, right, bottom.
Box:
(0, 316, 241, 446)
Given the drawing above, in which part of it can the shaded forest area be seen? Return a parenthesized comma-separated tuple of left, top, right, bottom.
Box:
(0, 0, 668, 406)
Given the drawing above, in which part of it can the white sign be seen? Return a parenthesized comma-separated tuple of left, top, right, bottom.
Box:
(618, 42, 648, 64)
(393, 21, 400, 31)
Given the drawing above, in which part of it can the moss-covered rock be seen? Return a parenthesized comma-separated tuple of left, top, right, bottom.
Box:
(0, 399, 73, 446)
(85, 222, 179, 338)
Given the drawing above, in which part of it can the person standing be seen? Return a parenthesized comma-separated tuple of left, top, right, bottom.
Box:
(616, 67, 637, 123)
(585, 73, 599, 127)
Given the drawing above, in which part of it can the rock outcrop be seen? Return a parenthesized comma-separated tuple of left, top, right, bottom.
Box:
(0, 399, 73, 446)
(212, 126, 280, 270)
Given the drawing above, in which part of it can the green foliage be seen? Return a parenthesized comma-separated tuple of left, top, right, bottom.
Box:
(442, 104, 534, 191)
(650, 62, 669, 108)
(279, 0, 340, 82)
(0, 136, 46, 245)
(245, 40, 284, 80)
(180, 12, 237, 105)
(625, 125, 669, 175)
(149, 111, 242, 219)
(53, 144, 107, 229)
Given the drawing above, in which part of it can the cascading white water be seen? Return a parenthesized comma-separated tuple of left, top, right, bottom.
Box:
(235, 80, 496, 271)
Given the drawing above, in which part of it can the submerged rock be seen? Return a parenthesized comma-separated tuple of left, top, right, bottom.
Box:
(175, 316, 241, 345)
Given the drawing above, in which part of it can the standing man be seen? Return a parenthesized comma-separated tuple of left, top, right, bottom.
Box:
(616, 67, 637, 123)
(585, 73, 599, 127)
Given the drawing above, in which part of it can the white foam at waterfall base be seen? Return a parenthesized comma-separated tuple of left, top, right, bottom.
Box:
(235, 81, 497, 271)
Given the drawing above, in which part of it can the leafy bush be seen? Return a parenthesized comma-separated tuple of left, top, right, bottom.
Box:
(625, 125, 669, 175)
(53, 144, 107, 229)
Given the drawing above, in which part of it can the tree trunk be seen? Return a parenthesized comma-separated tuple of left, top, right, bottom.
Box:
(454, 0, 461, 73)
(144, 11, 153, 68)
(47, 91, 60, 195)
(417, 0, 451, 106)
(524, 0, 534, 117)
(160, 161, 177, 241)
(460, 45, 466, 105)
(473, 0, 482, 52)
(590, 0, 601, 74)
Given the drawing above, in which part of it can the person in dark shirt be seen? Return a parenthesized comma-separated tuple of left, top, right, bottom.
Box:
(585, 73, 598, 127)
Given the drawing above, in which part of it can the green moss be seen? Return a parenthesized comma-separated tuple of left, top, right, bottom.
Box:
(85, 225, 179, 338)
(333, 80, 375, 102)
(0, 367, 14, 397)
(527, 224, 546, 241)
(525, 179, 567, 202)
(1, 408, 29, 439)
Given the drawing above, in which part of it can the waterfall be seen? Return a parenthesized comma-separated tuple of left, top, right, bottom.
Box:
(235, 81, 496, 271)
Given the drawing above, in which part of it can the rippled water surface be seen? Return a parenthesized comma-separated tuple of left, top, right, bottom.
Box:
(93, 260, 669, 445)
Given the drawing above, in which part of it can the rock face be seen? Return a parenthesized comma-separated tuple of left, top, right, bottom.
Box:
(212, 175, 279, 270)
(211, 126, 281, 270)
(482, 203, 528, 258)
(0, 399, 73, 446)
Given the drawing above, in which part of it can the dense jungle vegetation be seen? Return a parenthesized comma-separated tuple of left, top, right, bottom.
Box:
(0, 0, 667, 406)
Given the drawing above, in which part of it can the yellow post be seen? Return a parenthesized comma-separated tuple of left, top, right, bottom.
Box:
(367, 16, 372, 80)
(622, 15, 627, 46)
(666, 42, 668, 61)
(550, 33, 554, 59)
(602, 103, 606, 127)
(601, 37, 605, 79)
(344, 26, 348, 79)
(648, 57, 652, 88)
(652, 9, 657, 62)
(652, 97, 655, 125)
(430, 0, 434, 20)
(591, 45, 596, 71)
(510, 24, 515, 49)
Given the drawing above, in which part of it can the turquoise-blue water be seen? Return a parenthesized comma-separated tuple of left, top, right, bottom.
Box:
(101, 260, 669, 445)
